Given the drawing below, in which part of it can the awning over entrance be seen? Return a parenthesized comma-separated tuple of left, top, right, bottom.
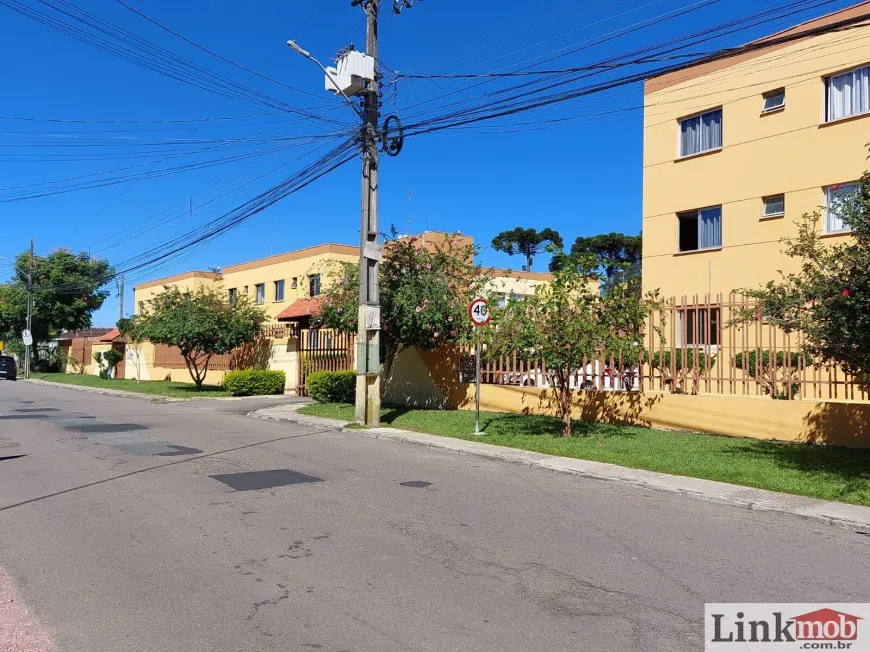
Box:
(276, 298, 323, 322)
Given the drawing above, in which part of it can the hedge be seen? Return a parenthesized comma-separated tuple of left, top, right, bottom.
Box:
(224, 370, 286, 396)
(306, 370, 355, 403)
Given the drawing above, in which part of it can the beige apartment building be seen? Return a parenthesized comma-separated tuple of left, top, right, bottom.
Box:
(643, 1, 870, 305)
(134, 233, 553, 323)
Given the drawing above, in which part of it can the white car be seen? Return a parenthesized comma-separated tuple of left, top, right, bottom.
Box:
(499, 361, 639, 392)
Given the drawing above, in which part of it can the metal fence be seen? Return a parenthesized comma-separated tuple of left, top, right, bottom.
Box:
(297, 328, 355, 397)
(459, 293, 869, 402)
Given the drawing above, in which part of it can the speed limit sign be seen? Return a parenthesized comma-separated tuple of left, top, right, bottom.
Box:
(469, 298, 491, 327)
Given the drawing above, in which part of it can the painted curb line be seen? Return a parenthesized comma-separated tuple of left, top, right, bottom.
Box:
(251, 404, 870, 531)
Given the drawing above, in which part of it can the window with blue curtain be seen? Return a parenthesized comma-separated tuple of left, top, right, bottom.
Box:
(680, 108, 722, 157)
(698, 207, 722, 249)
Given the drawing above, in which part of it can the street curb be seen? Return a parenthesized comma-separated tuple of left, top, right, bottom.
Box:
(251, 404, 870, 531)
(21, 378, 292, 403)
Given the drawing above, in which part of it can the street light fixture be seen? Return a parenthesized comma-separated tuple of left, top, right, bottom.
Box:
(286, 40, 365, 122)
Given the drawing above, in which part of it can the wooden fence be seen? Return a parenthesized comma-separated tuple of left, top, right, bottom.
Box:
(153, 344, 231, 371)
(458, 293, 869, 402)
(297, 328, 355, 397)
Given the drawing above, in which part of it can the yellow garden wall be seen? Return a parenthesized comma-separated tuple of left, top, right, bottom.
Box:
(382, 346, 870, 449)
(125, 339, 300, 393)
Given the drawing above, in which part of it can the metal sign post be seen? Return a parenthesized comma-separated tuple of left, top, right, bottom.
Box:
(22, 328, 33, 379)
(468, 298, 490, 435)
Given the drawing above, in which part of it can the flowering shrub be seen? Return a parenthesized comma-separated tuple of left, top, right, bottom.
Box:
(319, 234, 490, 366)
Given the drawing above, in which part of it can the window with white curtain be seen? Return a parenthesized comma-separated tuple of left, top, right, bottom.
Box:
(679, 108, 722, 157)
(825, 64, 870, 122)
(255, 283, 265, 305)
(678, 206, 722, 252)
(825, 182, 858, 233)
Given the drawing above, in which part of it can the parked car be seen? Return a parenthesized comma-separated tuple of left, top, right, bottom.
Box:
(0, 355, 17, 381)
(503, 361, 639, 392)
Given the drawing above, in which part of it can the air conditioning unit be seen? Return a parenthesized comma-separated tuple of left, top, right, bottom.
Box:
(325, 50, 375, 97)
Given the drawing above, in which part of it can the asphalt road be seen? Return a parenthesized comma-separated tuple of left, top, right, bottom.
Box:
(1, 380, 868, 652)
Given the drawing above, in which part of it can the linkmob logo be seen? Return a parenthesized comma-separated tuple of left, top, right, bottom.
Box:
(705, 604, 870, 651)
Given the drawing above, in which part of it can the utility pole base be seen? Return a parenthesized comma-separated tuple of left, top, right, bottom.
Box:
(355, 373, 381, 426)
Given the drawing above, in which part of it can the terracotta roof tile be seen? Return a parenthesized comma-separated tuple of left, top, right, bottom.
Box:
(276, 298, 323, 321)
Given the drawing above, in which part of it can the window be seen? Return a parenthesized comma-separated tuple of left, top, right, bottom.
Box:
(291, 277, 298, 289)
(678, 206, 721, 252)
(825, 182, 858, 233)
(679, 108, 722, 157)
(309, 274, 321, 297)
(761, 88, 785, 113)
(826, 64, 870, 122)
(274, 280, 285, 302)
(228, 288, 237, 306)
(496, 293, 507, 309)
(677, 307, 721, 347)
(138, 301, 144, 315)
(762, 194, 785, 218)
(242, 286, 248, 295)
(255, 283, 265, 305)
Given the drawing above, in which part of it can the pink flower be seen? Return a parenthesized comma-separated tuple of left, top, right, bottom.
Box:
(842, 289, 852, 297)
(415, 306, 422, 312)
(450, 330, 456, 337)
(426, 263, 432, 270)
(434, 332, 439, 338)
(337, 307, 343, 312)
(448, 316, 453, 322)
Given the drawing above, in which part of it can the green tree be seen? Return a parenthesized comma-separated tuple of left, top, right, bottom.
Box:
(117, 316, 145, 383)
(319, 234, 490, 374)
(490, 258, 653, 436)
(136, 286, 266, 389)
(650, 350, 716, 395)
(732, 169, 870, 387)
(734, 350, 811, 400)
(491, 227, 563, 272)
(551, 232, 642, 294)
(0, 248, 113, 346)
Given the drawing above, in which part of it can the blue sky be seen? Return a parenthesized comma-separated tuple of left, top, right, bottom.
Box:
(0, 0, 858, 326)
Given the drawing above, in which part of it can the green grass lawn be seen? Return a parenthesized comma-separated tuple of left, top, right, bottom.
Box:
(31, 373, 230, 398)
(299, 403, 870, 507)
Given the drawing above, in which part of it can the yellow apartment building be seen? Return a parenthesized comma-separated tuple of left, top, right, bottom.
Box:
(134, 234, 553, 322)
(643, 2, 870, 328)
(134, 243, 359, 322)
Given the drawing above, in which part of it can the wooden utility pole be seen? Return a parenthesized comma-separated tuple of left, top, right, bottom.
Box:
(356, 0, 381, 426)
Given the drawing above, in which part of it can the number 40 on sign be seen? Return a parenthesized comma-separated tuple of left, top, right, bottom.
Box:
(469, 298, 490, 327)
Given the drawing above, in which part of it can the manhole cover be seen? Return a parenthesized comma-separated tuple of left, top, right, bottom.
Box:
(399, 481, 432, 488)
(69, 423, 149, 434)
(14, 407, 59, 413)
(156, 445, 203, 457)
(210, 469, 324, 492)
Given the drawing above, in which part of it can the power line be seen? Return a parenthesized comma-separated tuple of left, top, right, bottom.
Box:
(110, 0, 340, 103)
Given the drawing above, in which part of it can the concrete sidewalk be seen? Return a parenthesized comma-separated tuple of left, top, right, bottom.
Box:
(252, 403, 870, 531)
